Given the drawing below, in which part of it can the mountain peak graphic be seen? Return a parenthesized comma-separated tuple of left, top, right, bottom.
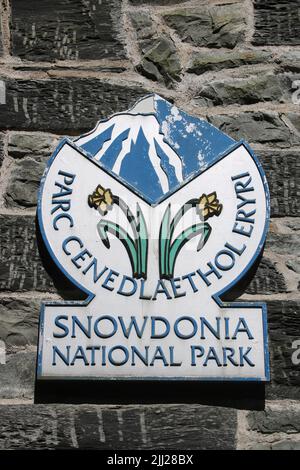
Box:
(74, 94, 235, 204)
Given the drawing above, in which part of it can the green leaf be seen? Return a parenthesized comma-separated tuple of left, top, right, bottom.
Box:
(97, 220, 138, 277)
(169, 223, 211, 277)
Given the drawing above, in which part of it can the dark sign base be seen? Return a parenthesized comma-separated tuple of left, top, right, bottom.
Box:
(35, 379, 265, 410)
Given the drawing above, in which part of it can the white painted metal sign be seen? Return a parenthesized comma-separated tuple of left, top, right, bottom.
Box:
(37, 95, 270, 381)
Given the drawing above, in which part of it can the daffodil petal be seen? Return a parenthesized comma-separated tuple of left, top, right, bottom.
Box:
(203, 208, 209, 218)
(104, 190, 113, 206)
(207, 192, 217, 204)
(96, 185, 105, 196)
(99, 201, 107, 213)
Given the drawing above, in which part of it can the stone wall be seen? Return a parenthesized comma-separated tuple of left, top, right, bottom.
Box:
(0, 0, 299, 450)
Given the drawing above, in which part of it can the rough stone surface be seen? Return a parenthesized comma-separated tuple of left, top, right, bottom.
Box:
(266, 301, 300, 400)
(0, 351, 36, 399)
(137, 36, 181, 86)
(0, 79, 147, 133)
(164, 4, 246, 49)
(6, 137, 44, 204)
(286, 259, 300, 275)
(271, 441, 300, 450)
(5, 133, 59, 207)
(0, 15, 3, 56)
(0, 215, 54, 292)
(187, 49, 272, 75)
(266, 231, 300, 256)
(8, 132, 58, 160)
(0, 132, 4, 167)
(196, 74, 283, 106)
(253, 0, 300, 46)
(285, 112, 300, 134)
(129, 10, 157, 53)
(256, 149, 300, 217)
(130, 0, 189, 4)
(284, 219, 300, 232)
(279, 74, 300, 103)
(208, 112, 300, 148)
(130, 12, 182, 86)
(11, 0, 126, 61)
(248, 406, 300, 434)
(0, 404, 237, 449)
(277, 50, 300, 73)
(5, 157, 47, 208)
(0, 297, 40, 347)
(245, 259, 287, 295)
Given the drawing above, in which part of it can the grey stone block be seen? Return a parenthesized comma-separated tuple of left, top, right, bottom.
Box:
(285, 112, 300, 134)
(278, 74, 300, 103)
(0, 297, 40, 347)
(187, 49, 272, 75)
(0, 78, 147, 133)
(0, 351, 36, 399)
(253, 0, 300, 46)
(0, 16, 3, 56)
(286, 259, 300, 275)
(248, 443, 272, 450)
(4, 133, 59, 208)
(5, 157, 47, 208)
(130, 9, 182, 86)
(11, 0, 126, 61)
(272, 441, 300, 450)
(8, 132, 58, 160)
(164, 4, 246, 49)
(129, 10, 157, 52)
(0, 403, 237, 449)
(248, 406, 300, 434)
(0, 214, 54, 292)
(208, 112, 300, 148)
(137, 36, 181, 86)
(0, 132, 4, 168)
(245, 259, 287, 295)
(277, 50, 300, 73)
(284, 219, 300, 232)
(256, 149, 300, 217)
(266, 300, 300, 400)
(266, 231, 300, 255)
(196, 74, 283, 106)
(130, 0, 189, 4)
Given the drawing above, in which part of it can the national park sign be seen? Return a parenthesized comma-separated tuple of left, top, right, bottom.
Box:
(37, 94, 270, 381)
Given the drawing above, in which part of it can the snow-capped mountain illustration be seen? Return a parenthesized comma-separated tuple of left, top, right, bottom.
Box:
(74, 94, 235, 204)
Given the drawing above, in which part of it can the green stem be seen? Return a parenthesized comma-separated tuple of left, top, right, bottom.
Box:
(136, 203, 148, 279)
(169, 199, 199, 242)
(159, 204, 171, 279)
(113, 196, 149, 279)
(159, 199, 199, 279)
(113, 195, 139, 241)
